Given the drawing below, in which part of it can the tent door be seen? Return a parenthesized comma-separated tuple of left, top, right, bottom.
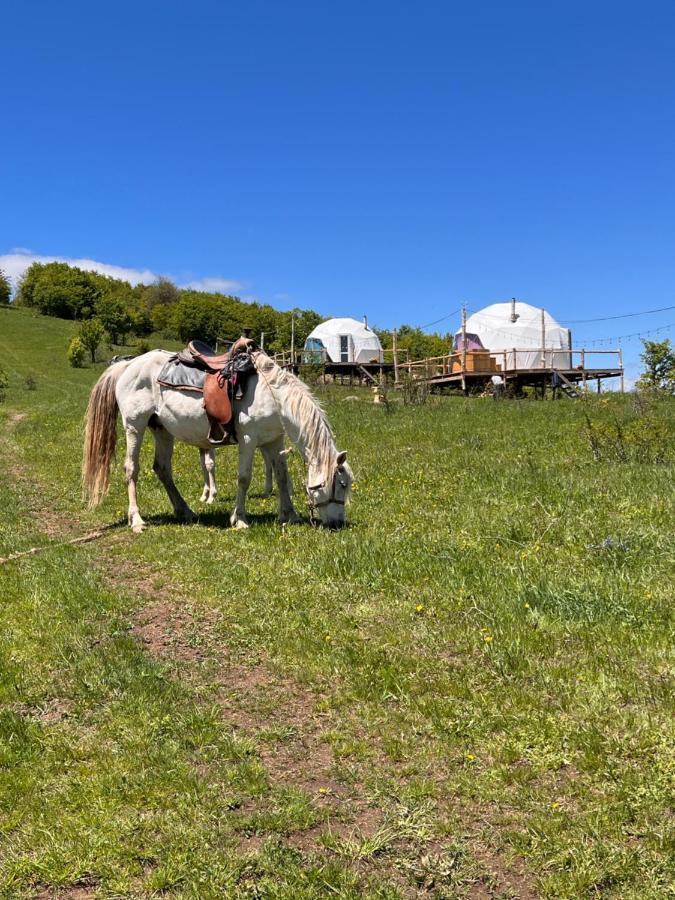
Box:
(339, 335, 350, 362)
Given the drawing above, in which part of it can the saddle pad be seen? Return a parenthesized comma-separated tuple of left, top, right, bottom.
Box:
(157, 357, 206, 392)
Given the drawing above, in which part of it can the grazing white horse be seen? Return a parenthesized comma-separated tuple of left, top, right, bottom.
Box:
(83, 349, 352, 530)
(198, 448, 274, 505)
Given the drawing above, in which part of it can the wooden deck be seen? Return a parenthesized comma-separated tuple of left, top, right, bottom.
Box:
(273, 346, 625, 393)
(425, 366, 623, 393)
(400, 348, 624, 394)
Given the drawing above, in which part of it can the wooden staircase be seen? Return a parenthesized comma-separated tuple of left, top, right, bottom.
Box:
(357, 365, 379, 386)
(554, 370, 581, 398)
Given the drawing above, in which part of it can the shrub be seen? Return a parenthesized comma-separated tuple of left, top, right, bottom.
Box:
(399, 373, 430, 406)
(0, 365, 8, 402)
(136, 339, 151, 356)
(67, 336, 87, 368)
(78, 318, 106, 363)
(583, 394, 673, 464)
(24, 373, 37, 391)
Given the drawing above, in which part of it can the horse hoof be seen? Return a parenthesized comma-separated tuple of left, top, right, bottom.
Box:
(205, 496, 216, 505)
(233, 519, 249, 530)
(199, 492, 209, 503)
(131, 523, 146, 534)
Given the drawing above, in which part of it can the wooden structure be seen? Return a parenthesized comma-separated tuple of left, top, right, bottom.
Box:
(273, 347, 408, 385)
(401, 347, 624, 394)
(272, 343, 624, 395)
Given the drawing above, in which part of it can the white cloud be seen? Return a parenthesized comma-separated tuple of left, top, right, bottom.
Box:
(182, 276, 243, 293)
(0, 250, 242, 295)
(0, 250, 158, 288)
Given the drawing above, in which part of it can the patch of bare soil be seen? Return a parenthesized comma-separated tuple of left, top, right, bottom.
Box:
(131, 600, 207, 663)
(470, 846, 539, 899)
(34, 886, 97, 899)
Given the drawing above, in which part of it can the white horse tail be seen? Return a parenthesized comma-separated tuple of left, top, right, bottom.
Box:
(82, 359, 132, 508)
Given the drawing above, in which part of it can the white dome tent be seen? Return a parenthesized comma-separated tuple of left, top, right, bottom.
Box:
(303, 317, 384, 364)
(455, 300, 572, 369)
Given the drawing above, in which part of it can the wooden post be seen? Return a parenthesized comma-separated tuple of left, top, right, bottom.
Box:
(290, 313, 295, 366)
(541, 307, 546, 368)
(581, 349, 587, 391)
(392, 329, 400, 384)
(618, 348, 624, 393)
(260, 331, 265, 350)
(597, 377, 601, 394)
(461, 305, 467, 373)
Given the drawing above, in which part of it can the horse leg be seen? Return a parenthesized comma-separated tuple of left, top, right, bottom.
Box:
(230, 439, 255, 529)
(261, 447, 275, 497)
(269, 438, 300, 525)
(151, 428, 197, 523)
(124, 423, 147, 533)
(199, 449, 217, 503)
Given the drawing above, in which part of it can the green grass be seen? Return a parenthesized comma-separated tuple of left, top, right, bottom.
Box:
(0, 306, 673, 898)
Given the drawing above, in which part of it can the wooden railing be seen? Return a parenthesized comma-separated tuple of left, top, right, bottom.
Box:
(270, 347, 409, 367)
(401, 348, 623, 379)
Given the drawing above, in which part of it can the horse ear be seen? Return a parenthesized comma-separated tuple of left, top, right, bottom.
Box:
(337, 450, 348, 467)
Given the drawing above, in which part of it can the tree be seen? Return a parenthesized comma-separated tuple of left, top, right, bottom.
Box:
(142, 277, 180, 309)
(78, 319, 106, 363)
(637, 339, 675, 394)
(15, 262, 102, 318)
(97, 294, 134, 344)
(0, 268, 11, 305)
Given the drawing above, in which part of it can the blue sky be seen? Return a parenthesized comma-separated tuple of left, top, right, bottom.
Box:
(2, 0, 674, 381)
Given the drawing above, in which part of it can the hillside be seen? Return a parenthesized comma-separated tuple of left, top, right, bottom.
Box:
(0, 307, 673, 898)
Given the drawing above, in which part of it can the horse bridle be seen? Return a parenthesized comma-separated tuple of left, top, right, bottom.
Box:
(306, 468, 349, 526)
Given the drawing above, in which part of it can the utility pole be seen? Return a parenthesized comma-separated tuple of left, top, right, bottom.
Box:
(461, 305, 467, 394)
(290, 313, 296, 365)
(392, 329, 399, 385)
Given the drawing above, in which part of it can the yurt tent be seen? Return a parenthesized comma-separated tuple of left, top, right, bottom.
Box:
(454, 301, 571, 369)
(303, 317, 384, 364)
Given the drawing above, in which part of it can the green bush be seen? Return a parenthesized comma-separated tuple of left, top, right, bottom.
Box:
(78, 318, 106, 363)
(0, 365, 8, 402)
(67, 336, 87, 368)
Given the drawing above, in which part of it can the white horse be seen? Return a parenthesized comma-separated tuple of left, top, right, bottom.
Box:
(83, 349, 352, 530)
(198, 448, 274, 505)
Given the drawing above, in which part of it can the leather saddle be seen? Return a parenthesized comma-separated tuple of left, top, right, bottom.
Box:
(179, 336, 254, 372)
(171, 336, 257, 445)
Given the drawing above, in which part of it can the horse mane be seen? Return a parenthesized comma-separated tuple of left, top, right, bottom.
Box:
(252, 352, 337, 480)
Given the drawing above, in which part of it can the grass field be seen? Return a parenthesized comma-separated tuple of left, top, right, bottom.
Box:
(0, 306, 673, 899)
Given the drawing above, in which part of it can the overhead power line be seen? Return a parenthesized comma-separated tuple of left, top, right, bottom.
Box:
(418, 307, 462, 330)
(562, 303, 675, 324)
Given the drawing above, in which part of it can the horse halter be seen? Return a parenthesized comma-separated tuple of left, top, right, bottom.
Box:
(306, 467, 349, 526)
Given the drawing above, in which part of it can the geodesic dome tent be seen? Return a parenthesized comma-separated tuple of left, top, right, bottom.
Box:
(303, 317, 384, 364)
(454, 301, 572, 369)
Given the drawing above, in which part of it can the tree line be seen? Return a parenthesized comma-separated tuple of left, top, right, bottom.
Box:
(2, 263, 674, 390)
(3, 261, 453, 360)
